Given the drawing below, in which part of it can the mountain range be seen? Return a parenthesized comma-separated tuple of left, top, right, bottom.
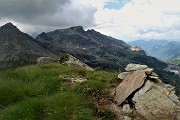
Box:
(35, 26, 168, 70)
(1, 22, 180, 96)
(129, 40, 180, 61)
(0, 23, 167, 71)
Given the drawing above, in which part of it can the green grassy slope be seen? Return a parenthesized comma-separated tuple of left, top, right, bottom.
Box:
(0, 63, 119, 120)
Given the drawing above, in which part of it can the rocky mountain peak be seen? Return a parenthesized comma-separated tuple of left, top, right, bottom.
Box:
(69, 26, 85, 32)
(0, 22, 20, 34)
(0, 23, 56, 69)
(4, 22, 14, 26)
(87, 29, 101, 35)
(1, 22, 18, 30)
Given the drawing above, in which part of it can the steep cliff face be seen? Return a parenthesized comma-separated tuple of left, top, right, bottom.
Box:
(36, 26, 167, 71)
(0, 23, 56, 69)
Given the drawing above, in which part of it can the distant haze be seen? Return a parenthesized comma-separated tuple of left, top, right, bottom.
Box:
(129, 40, 180, 61)
(0, 0, 180, 42)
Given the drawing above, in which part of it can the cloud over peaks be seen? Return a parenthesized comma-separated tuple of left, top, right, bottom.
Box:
(0, 0, 96, 33)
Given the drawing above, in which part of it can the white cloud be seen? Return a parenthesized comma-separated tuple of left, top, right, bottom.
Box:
(81, 0, 180, 41)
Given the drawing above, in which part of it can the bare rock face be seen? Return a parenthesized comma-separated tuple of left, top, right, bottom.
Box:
(132, 80, 154, 102)
(113, 64, 180, 120)
(132, 80, 180, 119)
(114, 70, 147, 105)
(133, 88, 180, 120)
(59, 54, 94, 71)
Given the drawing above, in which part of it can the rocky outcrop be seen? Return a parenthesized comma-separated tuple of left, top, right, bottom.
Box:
(37, 57, 57, 64)
(113, 64, 180, 120)
(59, 54, 94, 71)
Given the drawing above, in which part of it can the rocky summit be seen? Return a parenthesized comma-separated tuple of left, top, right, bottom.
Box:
(113, 64, 180, 120)
(0, 23, 56, 69)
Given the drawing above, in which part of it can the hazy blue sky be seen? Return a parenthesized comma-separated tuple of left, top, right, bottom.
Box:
(0, 0, 179, 41)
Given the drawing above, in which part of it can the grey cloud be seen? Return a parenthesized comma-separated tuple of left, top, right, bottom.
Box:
(0, 0, 68, 20)
(0, 0, 96, 28)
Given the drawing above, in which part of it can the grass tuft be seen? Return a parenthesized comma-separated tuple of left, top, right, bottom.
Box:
(0, 63, 119, 119)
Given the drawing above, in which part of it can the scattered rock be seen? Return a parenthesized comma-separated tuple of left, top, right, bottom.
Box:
(118, 72, 130, 80)
(114, 70, 147, 105)
(122, 104, 132, 114)
(125, 64, 148, 71)
(123, 116, 132, 120)
(109, 103, 124, 120)
(59, 74, 87, 83)
(59, 54, 94, 71)
(37, 57, 57, 64)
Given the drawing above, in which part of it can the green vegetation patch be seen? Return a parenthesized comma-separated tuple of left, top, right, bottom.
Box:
(0, 98, 43, 120)
(0, 63, 119, 119)
(43, 92, 95, 120)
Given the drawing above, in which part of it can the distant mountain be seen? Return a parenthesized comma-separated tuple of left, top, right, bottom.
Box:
(129, 40, 180, 61)
(0, 23, 56, 69)
(35, 26, 167, 70)
(30, 32, 39, 38)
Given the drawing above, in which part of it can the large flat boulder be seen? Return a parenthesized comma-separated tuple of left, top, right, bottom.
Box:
(114, 70, 147, 105)
(125, 64, 148, 71)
